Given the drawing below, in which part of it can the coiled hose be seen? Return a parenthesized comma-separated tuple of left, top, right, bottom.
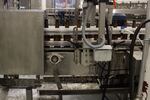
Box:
(82, 7, 105, 49)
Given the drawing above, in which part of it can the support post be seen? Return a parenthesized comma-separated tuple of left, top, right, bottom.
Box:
(0, 0, 3, 9)
(26, 87, 33, 100)
(98, 3, 106, 43)
(135, 0, 150, 100)
(0, 87, 9, 100)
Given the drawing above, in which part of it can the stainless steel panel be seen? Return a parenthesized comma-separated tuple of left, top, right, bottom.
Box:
(46, 0, 53, 8)
(20, 0, 30, 9)
(0, 0, 3, 9)
(0, 10, 44, 74)
(31, 0, 41, 9)
(45, 52, 97, 75)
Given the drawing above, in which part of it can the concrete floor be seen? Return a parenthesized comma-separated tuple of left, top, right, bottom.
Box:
(0, 88, 123, 100)
(0, 82, 125, 100)
(0, 89, 101, 100)
(0, 83, 102, 100)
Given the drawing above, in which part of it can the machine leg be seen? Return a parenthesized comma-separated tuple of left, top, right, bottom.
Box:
(59, 95, 63, 100)
(0, 87, 9, 100)
(26, 87, 33, 100)
(123, 93, 128, 100)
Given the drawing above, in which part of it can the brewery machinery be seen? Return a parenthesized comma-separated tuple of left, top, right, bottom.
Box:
(0, 0, 150, 100)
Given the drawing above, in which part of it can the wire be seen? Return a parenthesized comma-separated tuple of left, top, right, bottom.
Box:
(98, 62, 110, 100)
(105, 19, 112, 45)
(98, 62, 128, 100)
(129, 19, 150, 100)
(103, 63, 110, 100)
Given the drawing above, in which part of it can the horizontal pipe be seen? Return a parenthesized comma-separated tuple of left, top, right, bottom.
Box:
(39, 88, 129, 95)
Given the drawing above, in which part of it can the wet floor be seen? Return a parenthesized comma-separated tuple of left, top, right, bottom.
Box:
(0, 83, 121, 100)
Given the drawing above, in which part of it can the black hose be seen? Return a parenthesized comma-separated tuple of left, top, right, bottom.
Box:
(100, 62, 111, 100)
(102, 19, 111, 100)
(129, 19, 150, 100)
(105, 19, 111, 45)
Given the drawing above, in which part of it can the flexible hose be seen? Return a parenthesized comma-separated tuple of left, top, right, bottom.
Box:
(129, 19, 150, 100)
(105, 19, 112, 45)
(82, 7, 105, 49)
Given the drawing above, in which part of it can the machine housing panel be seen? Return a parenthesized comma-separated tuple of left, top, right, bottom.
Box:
(0, 10, 44, 75)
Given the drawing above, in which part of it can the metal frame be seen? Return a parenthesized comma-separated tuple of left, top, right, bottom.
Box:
(136, 0, 150, 99)
(39, 88, 129, 95)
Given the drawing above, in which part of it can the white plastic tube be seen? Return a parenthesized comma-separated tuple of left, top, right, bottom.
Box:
(82, 3, 105, 49)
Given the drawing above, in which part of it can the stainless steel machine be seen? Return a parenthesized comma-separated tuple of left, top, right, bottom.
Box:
(0, 0, 150, 100)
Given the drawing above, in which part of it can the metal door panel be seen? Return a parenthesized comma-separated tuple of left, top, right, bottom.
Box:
(0, 10, 44, 74)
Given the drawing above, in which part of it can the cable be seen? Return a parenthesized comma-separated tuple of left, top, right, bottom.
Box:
(102, 63, 110, 100)
(82, 3, 105, 49)
(98, 62, 110, 100)
(105, 19, 112, 45)
(129, 19, 150, 100)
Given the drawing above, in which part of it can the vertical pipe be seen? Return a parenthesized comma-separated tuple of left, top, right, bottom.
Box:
(41, 0, 46, 10)
(65, 0, 67, 8)
(30, 0, 42, 9)
(14, 0, 18, 9)
(113, 0, 116, 8)
(26, 88, 33, 100)
(120, 0, 122, 8)
(135, 0, 150, 100)
(0, 0, 3, 9)
(0, 87, 9, 100)
(98, 3, 106, 43)
(75, 0, 79, 26)
(29, 0, 31, 9)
